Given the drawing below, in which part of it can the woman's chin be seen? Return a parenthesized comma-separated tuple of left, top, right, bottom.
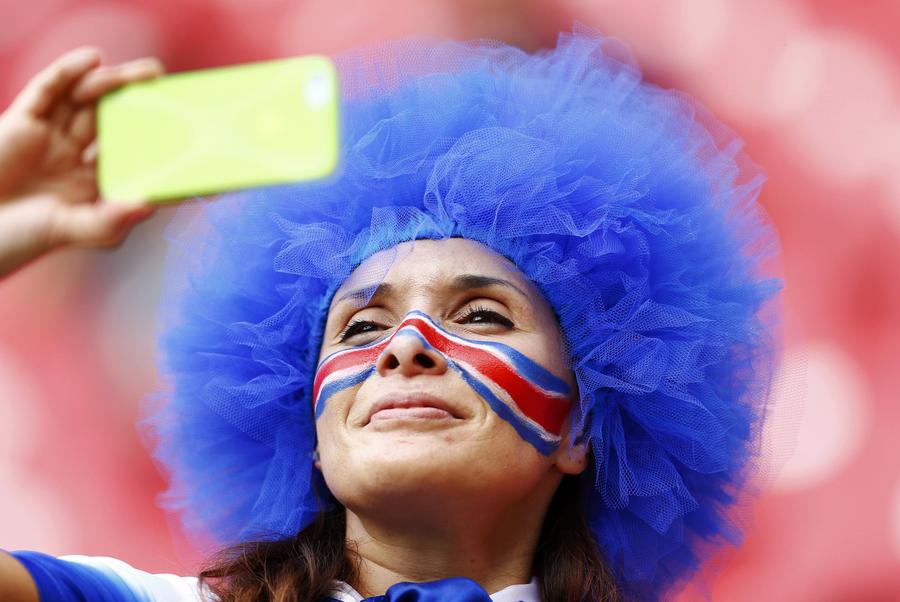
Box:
(334, 441, 478, 495)
(362, 433, 474, 467)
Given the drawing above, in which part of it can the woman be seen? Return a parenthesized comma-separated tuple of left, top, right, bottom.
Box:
(1, 27, 782, 602)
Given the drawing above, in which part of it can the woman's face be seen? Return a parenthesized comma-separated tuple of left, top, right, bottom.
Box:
(315, 238, 584, 515)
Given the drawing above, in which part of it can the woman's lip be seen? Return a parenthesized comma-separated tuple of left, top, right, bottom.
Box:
(370, 407, 456, 422)
(365, 393, 463, 425)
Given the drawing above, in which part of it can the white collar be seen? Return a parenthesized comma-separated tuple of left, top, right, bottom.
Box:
(328, 577, 541, 601)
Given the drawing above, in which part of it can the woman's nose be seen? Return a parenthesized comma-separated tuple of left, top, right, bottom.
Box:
(376, 330, 448, 377)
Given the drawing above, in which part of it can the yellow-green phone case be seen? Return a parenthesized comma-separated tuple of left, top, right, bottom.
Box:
(98, 55, 340, 202)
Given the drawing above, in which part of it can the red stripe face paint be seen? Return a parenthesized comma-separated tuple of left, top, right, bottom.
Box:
(314, 310, 573, 455)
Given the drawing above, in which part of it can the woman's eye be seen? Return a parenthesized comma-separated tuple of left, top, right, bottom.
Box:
(458, 305, 514, 328)
(338, 319, 382, 342)
(338, 305, 513, 344)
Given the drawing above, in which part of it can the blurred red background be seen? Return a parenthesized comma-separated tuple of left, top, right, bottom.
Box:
(1, 1, 899, 600)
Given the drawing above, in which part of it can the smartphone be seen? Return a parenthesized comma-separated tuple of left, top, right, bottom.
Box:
(97, 55, 340, 202)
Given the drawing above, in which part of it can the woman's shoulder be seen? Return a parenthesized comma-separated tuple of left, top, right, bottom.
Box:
(10, 550, 215, 602)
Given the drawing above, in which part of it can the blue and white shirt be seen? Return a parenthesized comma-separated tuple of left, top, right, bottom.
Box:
(11, 551, 540, 601)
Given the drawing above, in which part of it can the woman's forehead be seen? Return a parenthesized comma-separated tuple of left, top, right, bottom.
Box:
(332, 238, 534, 308)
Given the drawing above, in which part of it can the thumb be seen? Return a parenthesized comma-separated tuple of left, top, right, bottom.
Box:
(50, 200, 157, 248)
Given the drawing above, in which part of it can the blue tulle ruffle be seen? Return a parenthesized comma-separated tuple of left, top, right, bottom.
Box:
(145, 24, 783, 600)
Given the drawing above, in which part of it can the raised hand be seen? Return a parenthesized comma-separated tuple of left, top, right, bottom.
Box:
(0, 46, 165, 278)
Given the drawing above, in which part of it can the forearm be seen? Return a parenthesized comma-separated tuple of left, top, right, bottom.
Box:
(0, 550, 38, 602)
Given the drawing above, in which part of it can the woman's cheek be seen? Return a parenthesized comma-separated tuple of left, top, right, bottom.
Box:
(314, 415, 349, 498)
(313, 403, 343, 465)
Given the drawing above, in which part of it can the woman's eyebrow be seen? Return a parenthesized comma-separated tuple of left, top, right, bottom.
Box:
(451, 274, 530, 300)
(335, 274, 530, 307)
(335, 282, 391, 307)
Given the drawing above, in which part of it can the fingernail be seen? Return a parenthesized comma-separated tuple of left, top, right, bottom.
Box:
(72, 46, 101, 62)
(109, 199, 150, 210)
(125, 57, 162, 71)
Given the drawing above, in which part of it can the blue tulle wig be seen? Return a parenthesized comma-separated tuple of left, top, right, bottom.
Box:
(147, 24, 783, 600)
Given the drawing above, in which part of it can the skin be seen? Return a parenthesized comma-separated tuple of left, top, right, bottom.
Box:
(316, 238, 588, 597)
(0, 47, 164, 600)
(0, 45, 165, 280)
(0, 552, 37, 602)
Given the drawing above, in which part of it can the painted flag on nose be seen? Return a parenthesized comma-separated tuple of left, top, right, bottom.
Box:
(312, 311, 572, 454)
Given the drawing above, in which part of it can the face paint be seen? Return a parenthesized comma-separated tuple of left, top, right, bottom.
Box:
(313, 310, 572, 455)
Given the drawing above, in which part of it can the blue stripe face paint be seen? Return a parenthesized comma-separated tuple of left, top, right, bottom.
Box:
(313, 310, 572, 454)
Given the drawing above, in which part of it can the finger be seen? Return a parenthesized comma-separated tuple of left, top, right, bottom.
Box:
(9, 46, 101, 118)
(68, 106, 96, 149)
(70, 57, 166, 104)
(49, 100, 75, 131)
(49, 201, 157, 248)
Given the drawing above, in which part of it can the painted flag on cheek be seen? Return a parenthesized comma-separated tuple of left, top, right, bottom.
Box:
(312, 311, 572, 455)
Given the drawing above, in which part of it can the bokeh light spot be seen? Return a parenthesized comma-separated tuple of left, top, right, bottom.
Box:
(766, 341, 869, 493)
